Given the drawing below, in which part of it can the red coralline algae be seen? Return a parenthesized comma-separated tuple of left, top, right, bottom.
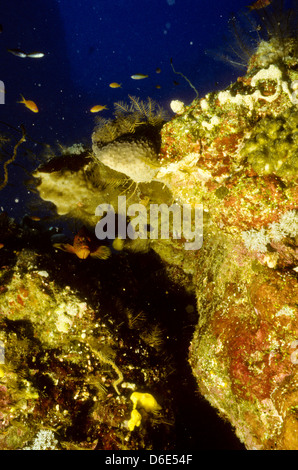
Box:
(189, 257, 298, 448)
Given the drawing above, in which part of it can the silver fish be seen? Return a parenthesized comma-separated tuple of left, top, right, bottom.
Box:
(131, 74, 148, 80)
(7, 48, 27, 58)
(26, 51, 45, 58)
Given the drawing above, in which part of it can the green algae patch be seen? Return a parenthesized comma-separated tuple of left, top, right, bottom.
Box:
(241, 107, 298, 181)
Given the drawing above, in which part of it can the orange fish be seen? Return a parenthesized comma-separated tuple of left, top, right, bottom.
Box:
(90, 104, 108, 113)
(109, 82, 122, 88)
(53, 226, 111, 260)
(248, 0, 272, 9)
(0, 243, 4, 249)
(18, 94, 39, 113)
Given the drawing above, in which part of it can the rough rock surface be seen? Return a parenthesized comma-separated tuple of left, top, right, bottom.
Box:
(0, 214, 217, 450)
(159, 40, 298, 449)
(25, 31, 298, 449)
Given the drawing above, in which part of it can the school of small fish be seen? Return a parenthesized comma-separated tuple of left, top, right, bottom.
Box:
(2, 0, 276, 121)
(0, 0, 277, 266)
(5, 31, 166, 115)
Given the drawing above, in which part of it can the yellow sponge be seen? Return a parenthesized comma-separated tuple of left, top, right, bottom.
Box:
(127, 392, 162, 431)
(127, 409, 142, 431)
(130, 392, 162, 413)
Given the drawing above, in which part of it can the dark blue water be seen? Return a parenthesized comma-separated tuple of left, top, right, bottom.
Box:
(0, 0, 253, 219)
(1, 0, 252, 144)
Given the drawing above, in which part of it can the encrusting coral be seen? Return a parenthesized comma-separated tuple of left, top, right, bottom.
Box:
(241, 107, 298, 180)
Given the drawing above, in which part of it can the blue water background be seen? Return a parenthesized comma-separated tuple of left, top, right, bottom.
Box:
(0, 0, 251, 218)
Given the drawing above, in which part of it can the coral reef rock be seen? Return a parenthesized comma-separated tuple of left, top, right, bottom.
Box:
(31, 32, 298, 449)
(0, 226, 181, 450)
(159, 37, 298, 449)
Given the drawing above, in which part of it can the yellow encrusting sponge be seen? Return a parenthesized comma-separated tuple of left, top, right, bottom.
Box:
(130, 392, 162, 413)
(127, 409, 142, 431)
(127, 392, 162, 431)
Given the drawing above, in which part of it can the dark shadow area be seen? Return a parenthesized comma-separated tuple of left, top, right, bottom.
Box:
(0, 216, 245, 449)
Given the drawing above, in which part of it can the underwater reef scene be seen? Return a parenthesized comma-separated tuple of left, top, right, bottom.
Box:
(0, 0, 298, 451)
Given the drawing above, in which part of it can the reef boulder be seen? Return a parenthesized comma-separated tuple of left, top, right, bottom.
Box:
(159, 35, 298, 449)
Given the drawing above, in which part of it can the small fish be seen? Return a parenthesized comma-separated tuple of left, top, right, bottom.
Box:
(18, 94, 39, 113)
(90, 104, 108, 113)
(131, 74, 148, 80)
(248, 0, 272, 9)
(156, 67, 161, 74)
(26, 51, 45, 58)
(109, 82, 122, 88)
(7, 48, 27, 58)
(7, 49, 45, 58)
(155, 84, 161, 89)
(0, 243, 4, 249)
(53, 226, 111, 260)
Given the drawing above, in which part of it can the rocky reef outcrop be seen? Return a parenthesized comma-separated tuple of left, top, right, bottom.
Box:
(2, 2, 298, 450)
(0, 214, 198, 450)
(159, 31, 298, 449)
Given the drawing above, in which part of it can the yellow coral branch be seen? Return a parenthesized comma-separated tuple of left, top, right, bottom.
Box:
(0, 125, 26, 191)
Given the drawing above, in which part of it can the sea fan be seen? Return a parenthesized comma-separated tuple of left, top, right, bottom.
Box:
(92, 96, 168, 148)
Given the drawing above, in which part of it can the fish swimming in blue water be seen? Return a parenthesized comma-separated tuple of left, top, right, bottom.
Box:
(18, 95, 39, 113)
(7, 49, 44, 58)
(7, 48, 27, 58)
(131, 74, 148, 80)
(26, 51, 45, 58)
